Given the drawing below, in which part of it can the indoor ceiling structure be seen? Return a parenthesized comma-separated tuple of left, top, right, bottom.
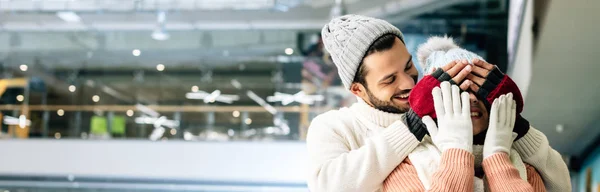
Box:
(0, 0, 511, 138)
(0, 0, 497, 105)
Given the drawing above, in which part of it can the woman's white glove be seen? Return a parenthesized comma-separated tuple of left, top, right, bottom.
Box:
(483, 93, 517, 158)
(422, 81, 473, 153)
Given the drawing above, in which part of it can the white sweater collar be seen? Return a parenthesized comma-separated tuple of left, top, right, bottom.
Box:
(350, 97, 405, 128)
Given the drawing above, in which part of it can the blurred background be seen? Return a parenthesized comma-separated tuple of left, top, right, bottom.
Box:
(0, 0, 598, 191)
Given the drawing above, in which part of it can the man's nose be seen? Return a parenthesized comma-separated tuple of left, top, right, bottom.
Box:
(396, 73, 415, 90)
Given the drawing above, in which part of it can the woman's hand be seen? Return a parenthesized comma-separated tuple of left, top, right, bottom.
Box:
(422, 81, 473, 153)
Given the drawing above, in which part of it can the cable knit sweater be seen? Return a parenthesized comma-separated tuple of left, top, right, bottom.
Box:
(306, 99, 571, 192)
(383, 149, 546, 192)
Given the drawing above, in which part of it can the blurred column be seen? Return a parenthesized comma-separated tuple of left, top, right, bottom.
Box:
(42, 111, 49, 138)
(173, 111, 181, 139)
(74, 111, 82, 137)
(41, 91, 49, 138)
(240, 111, 248, 131)
(206, 111, 215, 132)
(107, 111, 114, 135)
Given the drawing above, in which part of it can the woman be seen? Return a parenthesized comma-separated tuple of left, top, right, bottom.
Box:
(383, 37, 546, 192)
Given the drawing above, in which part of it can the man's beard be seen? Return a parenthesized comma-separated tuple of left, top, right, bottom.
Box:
(365, 88, 410, 114)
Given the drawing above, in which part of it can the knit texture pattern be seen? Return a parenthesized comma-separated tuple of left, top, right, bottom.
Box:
(321, 14, 404, 89)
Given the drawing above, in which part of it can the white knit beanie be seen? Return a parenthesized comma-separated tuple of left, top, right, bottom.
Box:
(417, 36, 485, 75)
(321, 14, 404, 89)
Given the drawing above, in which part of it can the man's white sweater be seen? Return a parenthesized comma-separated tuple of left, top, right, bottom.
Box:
(306, 99, 571, 192)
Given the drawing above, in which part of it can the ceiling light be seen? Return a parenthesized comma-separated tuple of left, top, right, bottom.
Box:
(19, 115, 27, 128)
(285, 48, 294, 55)
(126, 110, 134, 117)
(186, 90, 239, 104)
(232, 110, 240, 117)
(92, 95, 100, 102)
(184, 131, 193, 141)
(231, 79, 242, 89)
(57, 109, 65, 116)
(245, 118, 252, 125)
(556, 124, 564, 133)
(152, 29, 170, 41)
(19, 64, 28, 72)
(16, 95, 24, 102)
(191, 85, 199, 92)
(132, 49, 141, 56)
(56, 11, 81, 23)
(135, 104, 160, 118)
(156, 64, 165, 71)
(55, 132, 62, 139)
(68, 85, 77, 92)
(170, 128, 177, 135)
(247, 91, 277, 115)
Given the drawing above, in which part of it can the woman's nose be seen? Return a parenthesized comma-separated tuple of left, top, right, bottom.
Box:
(469, 92, 479, 104)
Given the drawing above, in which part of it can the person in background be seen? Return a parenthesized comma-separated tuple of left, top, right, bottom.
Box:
(306, 16, 570, 192)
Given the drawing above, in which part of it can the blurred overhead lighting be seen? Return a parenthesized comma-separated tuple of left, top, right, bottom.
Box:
(329, 0, 347, 19)
(156, 64, 165, 71)
(556, 124, 564, 133)
(19, 64, 28, 72)
(3, 115, 31, 127)
(135, 116, 180, 129)
(267, 91, 324, 105)
(186, 90, 239, 104)
(92, 95, 100, 102)
(285, 48, 294, 55)
(170, 128, 177, 135)
(245, 118, 252, 125)
(199, 0, 275, 10)
(57, 109, 65, 116)
(16, 95, 24, 102)
(132, 49, 141, 56)
(152, 28, 170, 41)
(68, 85, 76, 92)
(232, 110, 240, 117)
(191, 85, 199, 92)
(126, 110, 134, 117)
(135, 104, 160, 118)
(152, 11, 170, 41)
(273, 4, 289, 12)
(55, 132, 62, 139)
(149, 127, 165, 141)
(157, 11, 166, 23)
(230, 79, 242, 89)
(247, 91, 277, 115)
(18, 115, 27, 128)
(184, 131, 194, 141)
(56, 11, 81, 23)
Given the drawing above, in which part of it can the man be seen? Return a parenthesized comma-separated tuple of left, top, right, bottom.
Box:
(306, 15, 569, 192)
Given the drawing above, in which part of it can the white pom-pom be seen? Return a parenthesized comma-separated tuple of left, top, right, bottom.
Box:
(417, 36, 458, 69)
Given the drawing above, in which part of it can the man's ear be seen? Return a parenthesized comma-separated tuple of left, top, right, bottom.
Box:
(350, 83, 367, 98)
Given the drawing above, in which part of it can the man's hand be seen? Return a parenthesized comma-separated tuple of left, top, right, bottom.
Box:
(465, 59, 499, 90)
(435, 59, 473, 85)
